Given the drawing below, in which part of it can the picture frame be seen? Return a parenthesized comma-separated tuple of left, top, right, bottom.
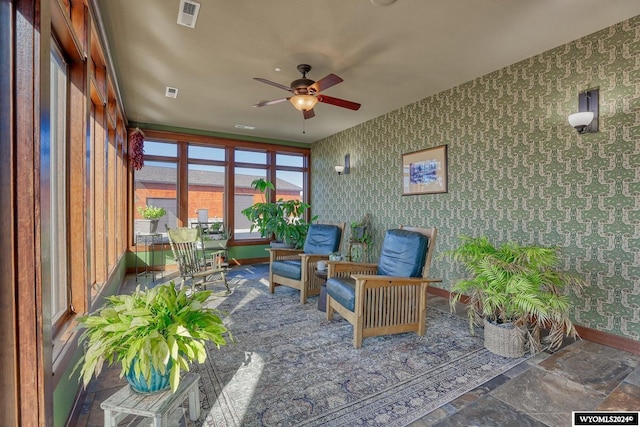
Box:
(402, 145, 448, 195)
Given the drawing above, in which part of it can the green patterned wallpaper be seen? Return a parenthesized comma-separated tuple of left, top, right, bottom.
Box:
(311, 16, 640, 341)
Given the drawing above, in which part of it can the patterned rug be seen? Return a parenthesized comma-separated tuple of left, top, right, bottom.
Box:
(189, 264, 526, 427)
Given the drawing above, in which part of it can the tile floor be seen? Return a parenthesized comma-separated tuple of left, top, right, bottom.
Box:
(412, 296, 640, 427)
(70, 266, 640, 426)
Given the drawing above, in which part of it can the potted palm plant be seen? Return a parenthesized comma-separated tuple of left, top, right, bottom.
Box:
(440, 235, 586, 357)
(349, 214, 373, 262)
(73, 282, 231, 394)
(241, 178, 316, 249)
(136, 205, 167, 234)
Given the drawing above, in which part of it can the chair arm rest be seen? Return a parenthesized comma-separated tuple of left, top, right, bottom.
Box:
(266, 248, 304, 255)
(327, 261, 378, 278)
(205, 249, 227, 255)
(267, 248, 303, 261)
(299, 253, 330, 262)
(352, 275, 442, 284)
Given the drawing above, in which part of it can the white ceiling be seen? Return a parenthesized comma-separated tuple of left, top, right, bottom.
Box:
(95, 1, 640, 144)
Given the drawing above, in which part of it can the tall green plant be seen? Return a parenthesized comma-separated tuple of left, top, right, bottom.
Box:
(241, 178, 316, 248)
(73, 282, 231, 392)
(440, 235, 585, 352)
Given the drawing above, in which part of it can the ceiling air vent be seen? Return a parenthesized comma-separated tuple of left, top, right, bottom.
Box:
(165, 86, 179, 98)
(177, 0, 200, 28)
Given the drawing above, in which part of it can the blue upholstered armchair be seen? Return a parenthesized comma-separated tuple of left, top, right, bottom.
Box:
(268, 222, 345, 304)
(326, 226, 440, 348)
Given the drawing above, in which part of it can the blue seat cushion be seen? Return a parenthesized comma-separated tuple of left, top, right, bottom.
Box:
(303, 224, 342, 255)
(377, 229, 428, 277)
(326, 277, 356, 312)
(271, 260, 301, 280)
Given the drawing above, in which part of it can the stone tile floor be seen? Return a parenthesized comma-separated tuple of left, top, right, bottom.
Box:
(412, 298, 640, 427)
(70, 266, 640, 426)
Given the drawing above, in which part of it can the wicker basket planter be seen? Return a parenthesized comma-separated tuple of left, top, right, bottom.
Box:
(483, 318, 525, 358)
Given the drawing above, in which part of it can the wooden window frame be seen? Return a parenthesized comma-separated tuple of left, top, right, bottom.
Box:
(131, 130, 311, 249)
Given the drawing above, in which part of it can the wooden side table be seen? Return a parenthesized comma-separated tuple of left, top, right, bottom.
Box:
(316, 269, 328, 312)
(101, 373, 200, 427)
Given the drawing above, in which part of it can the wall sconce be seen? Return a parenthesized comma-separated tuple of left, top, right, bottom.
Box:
(335, 154, 350, 175)
(568, 88, 599, 134)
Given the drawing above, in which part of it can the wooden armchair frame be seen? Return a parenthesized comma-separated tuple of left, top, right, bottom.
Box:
(268, 222, 345, 304)
(326, 226, 441, 348)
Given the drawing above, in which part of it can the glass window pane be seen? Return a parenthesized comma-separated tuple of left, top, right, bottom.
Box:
(188, 164, 225, 229)
(50, 48, 68, 323)
(234, 167, 266, 240)
(276, 171, 304, 203)
(235, 149, 266, 164)
(134, 161, 177, 240)
(144, 141, 177, 157)
(276, 153, 304, 168)
(189, 145, 225, 161)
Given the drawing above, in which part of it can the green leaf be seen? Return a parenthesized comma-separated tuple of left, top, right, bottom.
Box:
(170, 363, 180, 393)
(103, 323, 131, 332)
(129, 317, 150, 328)
(167, 335, 179, 360)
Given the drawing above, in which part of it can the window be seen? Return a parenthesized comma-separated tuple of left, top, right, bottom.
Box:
(134, 160, 178, 236)
(276, 170, 304, 204)
(145, 140, 178, 157)
(276, 153, 304, 168)
(48, 46, 69, 324)
(188, 145, 226, 229)
(234, 166, 267, 240)
(134, 134, 310, 246)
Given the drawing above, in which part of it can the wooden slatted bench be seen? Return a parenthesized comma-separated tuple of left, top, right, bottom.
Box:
(100, 373, 201, 427)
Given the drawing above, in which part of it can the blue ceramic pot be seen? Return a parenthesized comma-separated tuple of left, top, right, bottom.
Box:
(125, 358, 172, 394)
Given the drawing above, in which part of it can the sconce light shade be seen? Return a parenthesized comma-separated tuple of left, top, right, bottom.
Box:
(289, 95, 318, 111)
(568, 112, 594, 132)
(334, 154, 351, 175)
(568, 88, 599, 133)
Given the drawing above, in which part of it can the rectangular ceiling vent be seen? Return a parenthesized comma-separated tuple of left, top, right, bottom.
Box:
(177, 0, 200, 28)
(165, 86, 179, 98)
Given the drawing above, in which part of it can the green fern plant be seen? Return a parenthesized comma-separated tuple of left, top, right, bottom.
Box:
(73, 282, 231, 393)
(440, 235, 586, 352)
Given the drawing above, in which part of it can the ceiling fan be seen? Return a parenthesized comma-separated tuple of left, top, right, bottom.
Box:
(252, 64, 361, 119)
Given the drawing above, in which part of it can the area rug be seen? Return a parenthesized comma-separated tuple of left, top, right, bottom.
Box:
(189, 266, 527, 427)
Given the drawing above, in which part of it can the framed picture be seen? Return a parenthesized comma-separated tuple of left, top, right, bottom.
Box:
(402, 145, 448, 195)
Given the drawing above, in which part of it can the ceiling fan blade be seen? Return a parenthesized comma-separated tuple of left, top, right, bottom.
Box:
(317, 95, 361, 111)
(308, 74, 343, 94)
(252, 97, 290, 108)
(303, 108, 315, 120)
(254, 78, 292, 92)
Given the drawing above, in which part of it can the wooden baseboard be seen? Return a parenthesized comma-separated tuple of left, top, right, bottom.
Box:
(574, 324, 640, 355)
(124, 258, 269, 275)
(230, 257, 269, 265)
(427, 285, 640, 356)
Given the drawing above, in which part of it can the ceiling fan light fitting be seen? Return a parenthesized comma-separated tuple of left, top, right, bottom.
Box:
(290, 95, 318, 112)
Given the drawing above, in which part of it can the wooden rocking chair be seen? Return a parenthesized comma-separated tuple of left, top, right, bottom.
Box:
(168, 227, 230, 294)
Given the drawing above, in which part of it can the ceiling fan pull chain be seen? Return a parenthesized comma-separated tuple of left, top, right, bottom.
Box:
(302, 117, 306, 134)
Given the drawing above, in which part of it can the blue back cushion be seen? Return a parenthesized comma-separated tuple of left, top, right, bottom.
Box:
(303, 224, 342, 255)
(377, 229, 428, 277)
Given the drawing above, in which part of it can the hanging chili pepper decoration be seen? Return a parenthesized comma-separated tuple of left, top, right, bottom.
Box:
(129, 127, 145, 170)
